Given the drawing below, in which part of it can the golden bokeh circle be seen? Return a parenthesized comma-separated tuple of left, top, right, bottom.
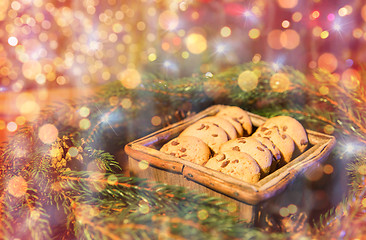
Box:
(237, 70, 259, 92)
(185, 33, 207, 54)
(269, 73, 291, 92)
(119, 68, 141, 89)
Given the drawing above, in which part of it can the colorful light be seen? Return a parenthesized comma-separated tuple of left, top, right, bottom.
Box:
(280, 29, 300, 49)
(220, 26, 231, 38)
(277, 0, 298, 9)
(151, 116, 162, 126)
(7, 122, 17, 132)
(38, 124, 58, 144)
(7, 176, 28, 198)
(318, 53, 338, 73)
(8, 36, 18, 46)
(281, 20, 290, 28)
(159, 10, 179, 30)
(249, 28, 260, 39)
(185, 33, 207, 54)
(292, 12, 302, 22)
(237, 70, 259, 92)
(270, 73, 290, 92)
(362, 5, 366, 22)
(79, 119, 91, 130)
(323, 164, 334, 174)
(119, 68, 141, 89)
(215, 43, 228, 54)
(341, 69, 360, 90)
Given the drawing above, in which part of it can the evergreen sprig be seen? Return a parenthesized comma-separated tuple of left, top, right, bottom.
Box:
(1, 61, 365, 239)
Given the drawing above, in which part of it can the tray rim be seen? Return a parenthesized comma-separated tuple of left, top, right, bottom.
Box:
(124, 105, 336, 204)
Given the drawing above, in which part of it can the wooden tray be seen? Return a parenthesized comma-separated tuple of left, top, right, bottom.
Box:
(124, 105, 336, 222)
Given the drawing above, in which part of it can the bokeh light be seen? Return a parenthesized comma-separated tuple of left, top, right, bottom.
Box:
(7, 121, 17, 132)
(22, 60, 42, 80)
(119, 68, 141, 89)
(323, 164, 334, 174)
(121, 98, 132, 109)
(319, 85, 329, 95)
(280, 29, 300, 49)
(362, 5, 366, 22)
(185, 33, 207, 54)
(109, 96, 119, 106)
(277, 0, 298, 9)
(358, 165, 366, 175)
(281, 20, 290, 29)
(7, 176, 27, 198)
(79, 119, 91, 130)
(79, 107, 90, 118)
(318, 53, 338, 73)
(158, 10, 179, 31)
(139, 204, 150, 214)
(151, 116, 162, 126)
(341, 69, 360, 90)
(107, 174, 118, 185)
(305, 165, 323, 181)
(237, 70, 259, 92)
(220, 26, 231, 38)
(267, 29, 282, 49)
(138, 160, 149, 170)
(352, 28, 363, 39)
(0, 0, 9, 21)
(324, 124, 335, 134)
(68, 147, 78, 157)
(197, 209, 209, 220)
(38, 124, 58, 144)
(288, 204, 298, 214)
(15, 116, 26, 126)
(269, 73, 290, 92)
(279, 207, 289, 217)
(249, 28, 260, 39)
(292, 12, 302, 22)
(311, 11, 320, 20)
(8, 36, 18, 46)
(320, 31, 329, 39)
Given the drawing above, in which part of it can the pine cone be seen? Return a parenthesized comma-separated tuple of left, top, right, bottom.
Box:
(48, 136, 85, 172)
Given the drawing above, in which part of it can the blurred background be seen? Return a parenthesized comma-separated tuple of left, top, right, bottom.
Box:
(1, 0, 365, 142)
(1, 0, 365, 234)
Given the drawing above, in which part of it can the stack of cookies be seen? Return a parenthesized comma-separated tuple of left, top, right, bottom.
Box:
(160, 106, 309, 184)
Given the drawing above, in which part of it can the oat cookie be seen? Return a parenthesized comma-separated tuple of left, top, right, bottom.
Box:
(205, 151, 260, 184)
(262, 116, 309, 154)
(254, 126, 295, 167)
(216, 106, 253, 136)
(160, 136, 211, 165)
(180, 122, 228, 153)
(197, 116, 237, 140)
(219, 137, 273, 176)
(255, 136, 281, 172)
(216, 115, 244, 137)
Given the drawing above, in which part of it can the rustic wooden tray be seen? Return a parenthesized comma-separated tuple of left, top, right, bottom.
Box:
(124, 105, 336, 222)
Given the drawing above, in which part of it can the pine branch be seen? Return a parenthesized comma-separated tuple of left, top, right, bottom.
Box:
(58, 171, 277, 239)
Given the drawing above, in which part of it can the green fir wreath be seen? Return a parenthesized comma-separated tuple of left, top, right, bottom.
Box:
(1, 61, 365, 239)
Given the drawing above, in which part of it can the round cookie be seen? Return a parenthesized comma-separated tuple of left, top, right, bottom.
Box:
(255, 136, 281, 172)
(216, 115, 244, 137)
(160, 136, 211, 165)
(262, 116, 308, 154)
(254, 126, 295, 167)
(219, 137, 273, 177)
(205, 151, 260, 184)
(197, 116, 237, 140)
(216, 106, 252, 136)
(180, 122, 228, 153)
